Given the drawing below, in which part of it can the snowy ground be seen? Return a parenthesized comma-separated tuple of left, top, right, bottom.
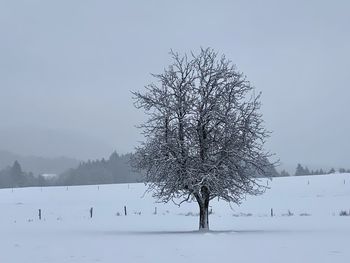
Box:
(1, 174, 350, 263)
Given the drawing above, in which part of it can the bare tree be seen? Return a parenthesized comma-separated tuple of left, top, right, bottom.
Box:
(133, 48, 274, 230)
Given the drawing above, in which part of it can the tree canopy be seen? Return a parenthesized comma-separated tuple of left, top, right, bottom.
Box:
(133, 48, 274, 230)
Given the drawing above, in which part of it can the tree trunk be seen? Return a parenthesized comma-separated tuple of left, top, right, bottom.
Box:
(195, 186, 210, 231)
(198, 202, 209, 231)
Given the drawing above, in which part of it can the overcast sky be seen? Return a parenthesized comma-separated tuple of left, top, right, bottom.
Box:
(0, 0, 349, 171)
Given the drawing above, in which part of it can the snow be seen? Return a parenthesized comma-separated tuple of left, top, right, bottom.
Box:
(1, 174, 350, 262)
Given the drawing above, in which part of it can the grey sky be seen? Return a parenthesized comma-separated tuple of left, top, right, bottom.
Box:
(0, 0, 349, 171)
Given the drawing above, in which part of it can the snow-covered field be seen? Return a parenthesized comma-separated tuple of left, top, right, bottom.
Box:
(1, 174, 350, 263)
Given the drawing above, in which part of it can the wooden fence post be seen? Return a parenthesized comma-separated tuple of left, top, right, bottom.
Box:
(90, 207, 93, 218)
(124, 206, 127, 216)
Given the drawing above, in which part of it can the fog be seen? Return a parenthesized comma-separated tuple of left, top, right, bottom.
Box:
(0, 0, 349, 171)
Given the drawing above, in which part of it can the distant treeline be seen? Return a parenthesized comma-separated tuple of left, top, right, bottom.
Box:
(279, 163, 350, 177)
(0, 160, 46, 188)
(0, 152, 143, 189)
(56, 152, 142, 186)
(0, 150, 79, 175)
(1, 154, 349, 189)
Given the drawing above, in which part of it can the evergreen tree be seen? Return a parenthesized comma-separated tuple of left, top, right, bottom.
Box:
(280, 170, 290, 177)
(339, 168, 346, 173)
(295, 164, 306, 176)
(304, 166, 310, 175)
(328, 168, 336, 174)
(10, 160, 25, 187)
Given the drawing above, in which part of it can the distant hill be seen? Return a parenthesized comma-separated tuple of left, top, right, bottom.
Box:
(0, 150, 80, 175)
(0, 127, 114, 161)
